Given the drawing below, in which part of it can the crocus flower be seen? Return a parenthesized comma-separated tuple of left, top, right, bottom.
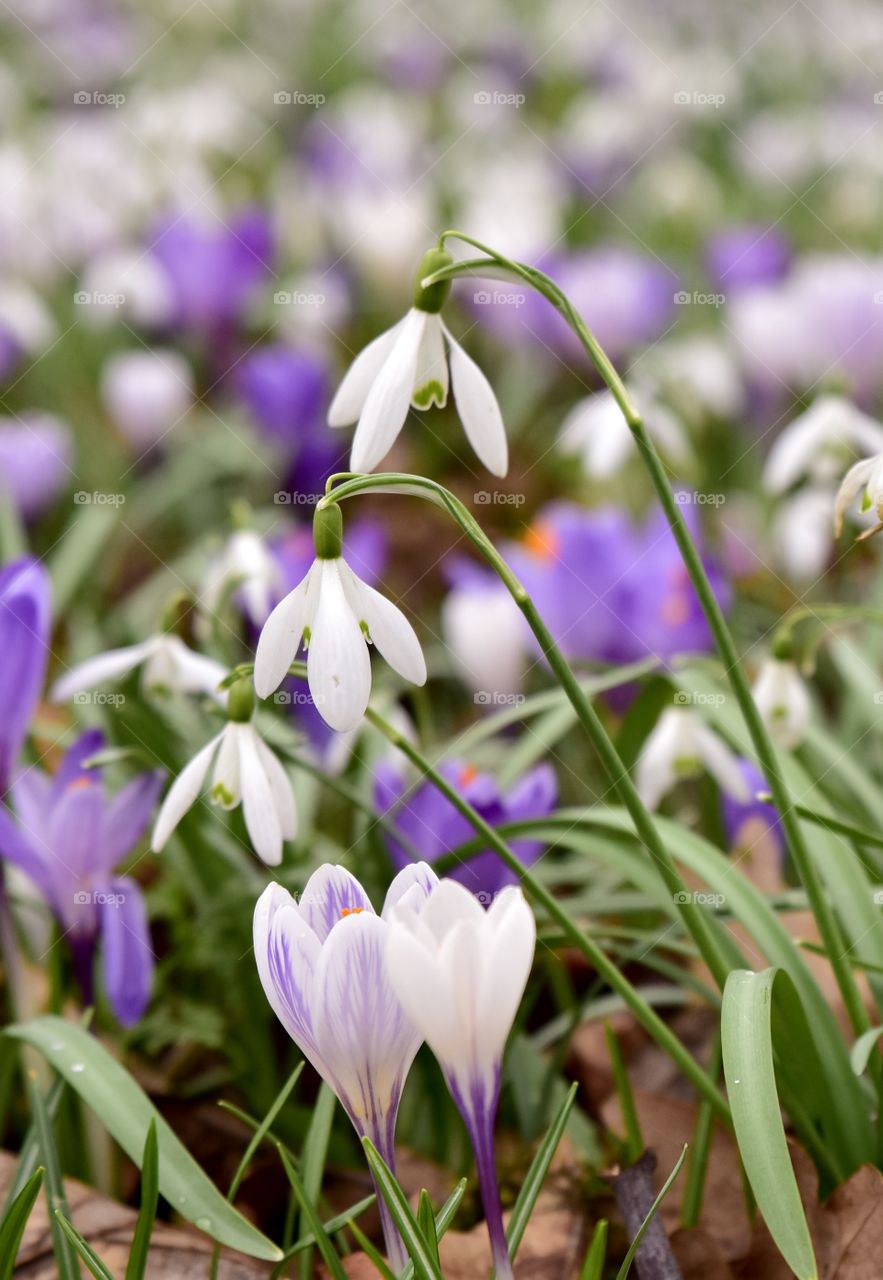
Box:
(387, 880, 536, 1280)
(51, 633, 227, 705)
(254, 505, 426, 733)
(704, 224, 791, 291)
(763, 395, 883, 496)
(254, 862, 439, 1272)
(835, 450, 883, 540)
(375, 760, 557, 899)
(101, 349, 194, 451)
(721, 758, 783, 857)
(234, 344, 329, 448)
(0, 557, 52, 794)
(327, 248, 508, 476)
(636, 707, 750, 810)
(558, 387, 688, 479)
(0, 414, 72, 519)
(152, 680, 295, 866)
(0, 729, 161, 1025)
(751, 658, 812, 750)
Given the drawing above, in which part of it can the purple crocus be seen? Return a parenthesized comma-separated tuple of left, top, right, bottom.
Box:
(375, 760, 557, 898)
(0, 557, 52, 795)
(254, 862, 439, 1272)
(704, 225, 792, 291)
(721, 758, 783, 856)
(0, 415, 72, 519)
(0, 730, 162, 1024)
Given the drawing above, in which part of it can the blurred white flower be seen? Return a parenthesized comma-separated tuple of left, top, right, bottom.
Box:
(834, 449, 883, 539)
(51, 634, 227, 704)
(751, 657, 812, 749)
(0, 282, 54, 359)
(200, 529, 281, 629)
(441, 578, 527, 700)
(559, 387, 689, 479)
(764, 395, 883, 494)
(637, 707, 749, 809)
(771, 486, 837, 580)
(101, 349, 194, 450)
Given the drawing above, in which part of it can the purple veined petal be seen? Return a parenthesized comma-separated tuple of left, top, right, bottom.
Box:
(254, 882, 323, 1063)
(46, 777, 105, 886)
(327, 319, 405, 427)
(49, 729, 105, 805)
(306, 561, 372, 733)
(151, 732, 221, 851)
(237, 726, 283, 866)
(338, 562, 426, 686)
(382, 861, 439, 918)
(98, 875, 154, 1026)
(0, 557, 52, 795)
(254, 563, 318, 699)
(50, 641, 153, 704)
(100, 770, 165, 869)
(10, 767, 53, 847)
(349, 309, 426, 473)
(298, 863, 374, 942)
(0, 803, 52, 900)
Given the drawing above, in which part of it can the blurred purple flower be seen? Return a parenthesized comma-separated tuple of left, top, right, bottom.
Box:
(704, 224, 791, 291)
(721, 758, 783, 856)
(375, 760, 557, 897)
(505, 501, 729, 667)
(0, 729, 162, 1024)
(0, 415, 72, 518)
(149, 206, 273, 336)
(0, 557, 51, 795)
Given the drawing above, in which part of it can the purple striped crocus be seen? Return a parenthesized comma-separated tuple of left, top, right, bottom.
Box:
(254, 862, 438, 1272)
(386, 880, 536, 1280)
(0, 557, 52, 796)
(0, 729, 162, 1025)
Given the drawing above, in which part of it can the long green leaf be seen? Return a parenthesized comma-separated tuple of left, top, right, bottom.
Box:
(55, 1212, 115, 1280)
(615, 1146, 687, 1280)
(276, 1144, 347, 1280)
(0, 1167, 44, 1280)
(28, 1075, 79, 1280)
(6, 1017, 282, 1261)
(1, 1075, 65, 1217)
(349, 1220, 396, 1279)
(229, 1062, 304, 1201)
(851, 1026, 883, 1075)
(362, 1138, 443, 1280)
(722, 970, 818, 1280)
(417, 1190, 440, 1269)
(507, 1082, 577, 1258)
(126, 1120, 159, 1280)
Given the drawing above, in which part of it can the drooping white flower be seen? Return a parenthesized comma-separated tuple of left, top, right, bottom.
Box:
(751, 657, 812, 750)
(636, 706, 750, 810)
(152, 681, 295, 865)
(763, 395, 883, 495)
(254, 862, 439, 1272)
(558, 387, 689, 479)
(327, 248, 508, 476)
(440, 572, 527, 701)
(772, 485, 837, 580)
(254, 504, 426, 733)
(51, 633, 227, 704)
(386, 880, 535, 1280)
(200, 529, 282, 629)
(834, 451, 883, 540)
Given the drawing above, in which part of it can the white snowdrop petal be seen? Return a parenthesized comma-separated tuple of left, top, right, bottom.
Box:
(444, 325, 508, 476)
(412, 313, 448, 410)
(50, 640, 154, 703)
(327, 319, 405, 427)
(255, 736, 298, 841)
(698, 724, 751, 801)
(238, 728, 283, 865)
(210, 724, 242, 809)
(834, 457, 875, 536)
(162, 637, 228, 700)
(151, 733, 221, 850)
(254, 567, 315, 699)
(350, 309, 426, 472)
(340, 564, 426, 685)
(307, 561, 372, 732)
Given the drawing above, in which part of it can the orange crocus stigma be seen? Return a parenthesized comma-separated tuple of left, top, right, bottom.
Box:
(340, 906, 365, 917)
(67, 776, 93, 792)
(523, 519, 560, 560)
(458, 764, 479, 787)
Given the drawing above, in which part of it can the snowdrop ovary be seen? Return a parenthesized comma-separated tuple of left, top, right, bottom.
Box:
(327, 245, 509, 476)
(253, 502, 426, 733)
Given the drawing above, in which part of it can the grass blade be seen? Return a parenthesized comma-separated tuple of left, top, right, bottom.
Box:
(1, 1075, 65, 1217)
(279, 1195, 377, 1258)
(28, 1074, 79, 1280)
(362, 1138, 443, 1280)
(54, 1212, 115, 1280)
(615, 1146, 687, 1280)
(230, 1063, 304, 1202)
(851, 1026, 883, 1076)
(417, 1190, 440, 1269)
(605, 1027, 642, 1162)
(276, 1143, 348, 1280)
(297, 1081, 335, 1279)
(507, 1082, 577, 1259)
(349, 1220, 397, 1279)
(722, 969, 818, 1280)
(580, 1219, 607, 1280)
(125, 1120, 159, 1280)
(0, 1166, 44, 1280)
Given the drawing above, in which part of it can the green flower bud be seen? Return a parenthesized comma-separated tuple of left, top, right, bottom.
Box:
(227, 676, 255, 722)
(313, 502, 343, 559)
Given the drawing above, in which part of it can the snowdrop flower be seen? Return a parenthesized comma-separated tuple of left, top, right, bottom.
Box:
(101, 348, 194, 451)
(772, 486, 837, 580)
(51, 631, 227, 704)
(254, 504, 426, 733)
(327, 247, 508, 475)
(763, 395, 883, 495)
(152, 679, 295, 866)
(558, 387, 688, 479)
(751, 657, 812, 750)
(254, 861, 439, 1272)
(387, 880, 535, 1280)
(636, 706, 750, 810)
(835, 450, 883, 541)
(200, 528, 282, 630)
(440, 558, 527, 700)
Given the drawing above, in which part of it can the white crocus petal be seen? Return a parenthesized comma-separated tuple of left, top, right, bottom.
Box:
(752, 659, 812, 751)
(307, 561, 372, 732)
(476, 888, 535, 1069)
(386, 923, 463, 1065)
(50, 640, 154, 702)
(420, 877, 485, 942)
(696, 723, 750, 801)
(340, 563, 426, 685)
(382, 862, 439, 918)
(350, 309, 426, 472)
(254, 883, 322, 1061)
(299, 863, 374, 941)
(255, 736, 297, 841)
(443, 323, 508, 477)
(210, 723, 242, 809)
(254, 564, 317, 698)
(412, 313, 448, 410)
(834, 456, 879, 536)
(328, 319, 406, 427)
(151, 732, 222, 850)
(237, 725, 283, 865)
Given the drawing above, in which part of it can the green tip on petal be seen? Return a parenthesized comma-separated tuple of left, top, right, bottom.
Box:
(412, 379, 446, 410)
(227, 677, 255, 723)
(313, 502, 343, 559)
(413, 247, 454, 313)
